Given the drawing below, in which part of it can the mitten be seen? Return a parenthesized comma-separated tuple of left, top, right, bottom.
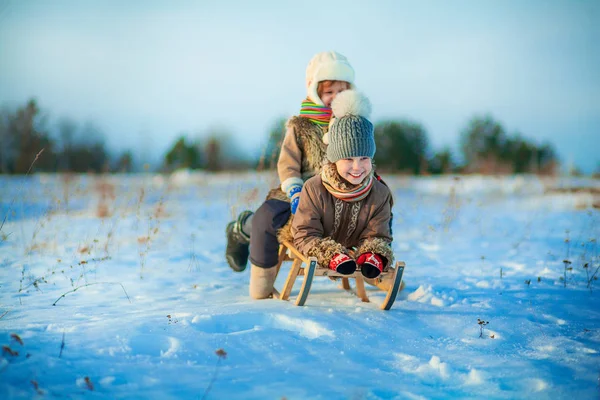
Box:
(287, 185, 302, 214)
(357, 252, 384, 278)
(329, 253, 357, 275)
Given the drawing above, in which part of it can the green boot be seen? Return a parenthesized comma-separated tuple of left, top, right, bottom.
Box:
(225, 211, 253, 272)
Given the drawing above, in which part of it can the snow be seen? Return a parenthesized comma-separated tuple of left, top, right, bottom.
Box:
(1, 172, 599, 399)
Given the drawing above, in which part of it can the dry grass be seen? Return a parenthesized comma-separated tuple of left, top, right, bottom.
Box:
(442, 176, 462, 231)
(95, 178, 116, 218)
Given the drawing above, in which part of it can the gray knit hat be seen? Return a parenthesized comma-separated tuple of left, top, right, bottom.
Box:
(325, 90, 375, 163)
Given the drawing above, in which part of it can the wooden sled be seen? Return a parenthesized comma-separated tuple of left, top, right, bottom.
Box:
(272, 241, 405, 310)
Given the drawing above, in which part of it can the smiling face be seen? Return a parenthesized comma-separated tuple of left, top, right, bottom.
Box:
(317, 80, 350, 107)
(334, 156, 373, 185)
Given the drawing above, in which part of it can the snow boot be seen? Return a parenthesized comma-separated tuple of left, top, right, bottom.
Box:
(225, 210, 253, 272)
(249, 264, 278, 299)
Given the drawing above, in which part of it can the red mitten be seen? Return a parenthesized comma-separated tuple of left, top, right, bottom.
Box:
(357, 252, 384, 278)
(329, 253, 357, 275)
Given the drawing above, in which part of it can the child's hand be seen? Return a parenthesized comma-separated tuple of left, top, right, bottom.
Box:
(357, 252, 384, 278)
(287, 185, 302, 214)
(329, 253, 357, 275)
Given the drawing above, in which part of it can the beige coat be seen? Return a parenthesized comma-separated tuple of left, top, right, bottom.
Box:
(291, 168, 394, 268)
(266, 116, 327, 202)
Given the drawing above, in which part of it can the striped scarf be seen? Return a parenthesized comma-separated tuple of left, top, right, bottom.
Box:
(321, 163, 374, 202)
(299, 98, 333, 127)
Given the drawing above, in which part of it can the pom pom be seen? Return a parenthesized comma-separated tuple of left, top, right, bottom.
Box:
(331, 90, 372, 119)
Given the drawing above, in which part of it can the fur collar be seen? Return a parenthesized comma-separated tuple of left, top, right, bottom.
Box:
(287, 116, 328, 180)
(322, 162, 353, 191)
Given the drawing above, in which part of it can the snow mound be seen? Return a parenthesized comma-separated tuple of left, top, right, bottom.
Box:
(272, 314, 335, 340)
(407, 285, 447, 307)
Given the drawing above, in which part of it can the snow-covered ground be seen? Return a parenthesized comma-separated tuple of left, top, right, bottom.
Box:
(1, 172, 599, 399)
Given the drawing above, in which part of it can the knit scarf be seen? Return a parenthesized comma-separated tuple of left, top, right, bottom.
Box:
(321, 162, 374, 202)
(299, 98, 333, 127)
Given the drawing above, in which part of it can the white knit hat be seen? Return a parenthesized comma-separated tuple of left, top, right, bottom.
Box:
(305, 51, 355, 105)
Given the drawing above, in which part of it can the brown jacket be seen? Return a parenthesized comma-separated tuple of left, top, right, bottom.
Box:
(291, 169, 394, 268)
(266, 116, 327, 202)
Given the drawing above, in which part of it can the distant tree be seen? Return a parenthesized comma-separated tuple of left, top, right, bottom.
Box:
(203, 127, 254, 170)
(507, 135, 536, 174)
(164, 136, 202, 171)
(258, 117, 286, 170)
(374, 120, 429, 174)
(204, 136, 222, 171)
(460, 115, 511, 173)
(114, 151, 134, 173)
(1, 99, 57, 173)
(428, 148, 454, 175)
(62, 121, 109, 173)
(0, 100, 116, 174)
(460, 115, 559, 175)
(536, 142, 558, 175)
(56, 117, 78, 171)
(0, 107, 13, 173)
(83, 122, 109, 171)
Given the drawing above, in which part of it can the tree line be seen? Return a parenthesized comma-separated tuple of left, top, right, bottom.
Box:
(247, 116, 559, 175)
(372, 117, 558, 175)
(0, 100, 131, 174)
(1, 98, 563, 175)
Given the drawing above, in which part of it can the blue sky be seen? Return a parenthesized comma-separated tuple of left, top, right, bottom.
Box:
(1, 0, 598, 172)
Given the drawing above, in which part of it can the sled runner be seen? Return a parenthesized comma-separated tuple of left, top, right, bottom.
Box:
(272, 241, 405, 310)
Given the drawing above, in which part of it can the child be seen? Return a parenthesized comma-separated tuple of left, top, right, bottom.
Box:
(225, 51, 355, 278)
(291, 90, 394, 282)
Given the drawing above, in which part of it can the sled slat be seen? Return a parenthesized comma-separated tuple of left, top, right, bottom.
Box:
(342, 278, 351, 290)
(282, 241, 307, 262)
(275, 245, 289, 276)
(380, 262, 405, 310)
(296, 257, 317, 306)
(354, 275, 370, 302)
(281, 258, 302, 300)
